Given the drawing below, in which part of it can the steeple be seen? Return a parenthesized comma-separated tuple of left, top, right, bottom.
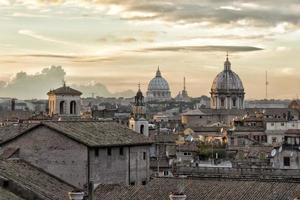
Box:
(224, 52, 231, 71)
(156, 66, 161, 77)
(134, 83, 144, 107)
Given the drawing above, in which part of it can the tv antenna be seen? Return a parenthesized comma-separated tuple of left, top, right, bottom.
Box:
(265, 71, 269, 99)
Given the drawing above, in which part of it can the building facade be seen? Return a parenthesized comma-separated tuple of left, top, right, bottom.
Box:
(0, 121, 152, 188)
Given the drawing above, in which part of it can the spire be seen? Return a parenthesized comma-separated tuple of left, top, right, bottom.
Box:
(224, 52, 231, 71)
(183, 77, 186, 91)
(138, 82, 141, 91)
(156, 66, 161, 77)
(62, 80, 66, 87)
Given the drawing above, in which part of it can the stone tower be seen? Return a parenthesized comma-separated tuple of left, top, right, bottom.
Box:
(47, 82, 82, 118)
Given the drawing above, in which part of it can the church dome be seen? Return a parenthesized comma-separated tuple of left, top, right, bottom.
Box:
(147, 68, 170, 91)
(211, 57, 244, 92)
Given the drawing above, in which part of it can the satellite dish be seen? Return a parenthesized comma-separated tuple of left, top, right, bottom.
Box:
(278, 146, 282, 153)
(271, 149, 277, 157)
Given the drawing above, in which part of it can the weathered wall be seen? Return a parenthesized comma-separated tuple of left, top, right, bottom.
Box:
(2, 126, 88, 188)
(89, 145, 150, 186)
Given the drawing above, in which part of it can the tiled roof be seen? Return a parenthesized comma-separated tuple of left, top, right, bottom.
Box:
(42, 121, 153, 147)
(285, 129, 300, 135)
(150, 133, 177, 143)
(47, 85, 82, 96)
(0, 123, 39, 144)
(0, 111, 33, 121)
(94, 177, 300, 200)
(190, 126, 221, 132)
(0, 159, 76, 200)
(0, 121, 152, 147)
(176, 143, 198, 152)
(0, 187, 25, 200)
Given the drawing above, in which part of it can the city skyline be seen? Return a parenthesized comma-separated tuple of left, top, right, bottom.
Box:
(0, 0, 300, 99)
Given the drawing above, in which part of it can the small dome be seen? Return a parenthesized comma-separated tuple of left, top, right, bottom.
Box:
(148, 68, 170, 91)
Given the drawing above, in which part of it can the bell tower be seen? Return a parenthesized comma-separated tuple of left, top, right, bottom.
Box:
(129, 84, 149, 137)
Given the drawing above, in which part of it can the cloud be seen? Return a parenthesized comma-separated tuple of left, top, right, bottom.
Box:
(10, 1, 300, 28)
(139, 45, 263, 53)
(18, 29, 70, 45)
(2, 54, 118, 63)
(97, 36, 138, 43)
(0, 66, 134, 99)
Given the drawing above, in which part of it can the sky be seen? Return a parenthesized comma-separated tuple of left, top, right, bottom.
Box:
(0, 0, 300, 99)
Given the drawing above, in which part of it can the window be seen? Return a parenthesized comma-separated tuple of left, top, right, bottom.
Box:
(253, 135, 259, 141)
(271, 123, 274, 126)
(140, 125, 144, 134)
(163, 171, 169, 176)
(272, 137, 277, 143)
(119, 147, 124, 156)
(142, 180, 147, 185)
(281, 122, 285, 126)
(70, 101, 77, 114)
(232, 98, 236, 107)
(230, 137, 235, 145)
(59, 101, 65, 114)
(130, 182, 135, 186)
(95, 148, 99, 157)
(261, 135, 267, 143)
(221, 98, 225, 107)
(143, 152, 146, 160)
(3, 180, 9, 188)
(283, 157, 290, 166)
(107, 147, 112, 156)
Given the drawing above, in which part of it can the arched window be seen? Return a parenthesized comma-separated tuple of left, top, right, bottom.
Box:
(70, 101, 77, 114)
(232, 97, 237, 107)
(140, 124, 144, 134)
(60, 101, 65, 114)
(220, 97, 225, 107)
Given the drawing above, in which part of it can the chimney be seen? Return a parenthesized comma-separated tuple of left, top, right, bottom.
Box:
(169, 193, 187, 200)
(68, 191, 85, 200)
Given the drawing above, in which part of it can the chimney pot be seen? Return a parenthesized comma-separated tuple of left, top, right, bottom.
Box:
(68, 191, 85, 200)
(169, 193, 187, 200)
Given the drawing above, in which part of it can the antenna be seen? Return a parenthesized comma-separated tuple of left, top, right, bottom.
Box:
(183, 77, 186, 91)
(265, 71, 269, 99)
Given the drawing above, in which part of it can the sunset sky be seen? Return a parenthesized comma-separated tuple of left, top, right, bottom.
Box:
(0, 0, 300, 99)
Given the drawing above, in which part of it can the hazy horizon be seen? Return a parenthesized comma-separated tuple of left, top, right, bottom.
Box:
(0, 0, 300, 99)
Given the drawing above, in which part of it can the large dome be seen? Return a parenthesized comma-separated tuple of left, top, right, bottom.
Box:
(210, 55, 245, 110)
(211, 58, 244, 92)
(148, 68, 170, 91)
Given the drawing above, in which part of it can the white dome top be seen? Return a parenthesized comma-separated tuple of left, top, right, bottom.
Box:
(211, 57, 244, 92)
(148, 68, 170, 91)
